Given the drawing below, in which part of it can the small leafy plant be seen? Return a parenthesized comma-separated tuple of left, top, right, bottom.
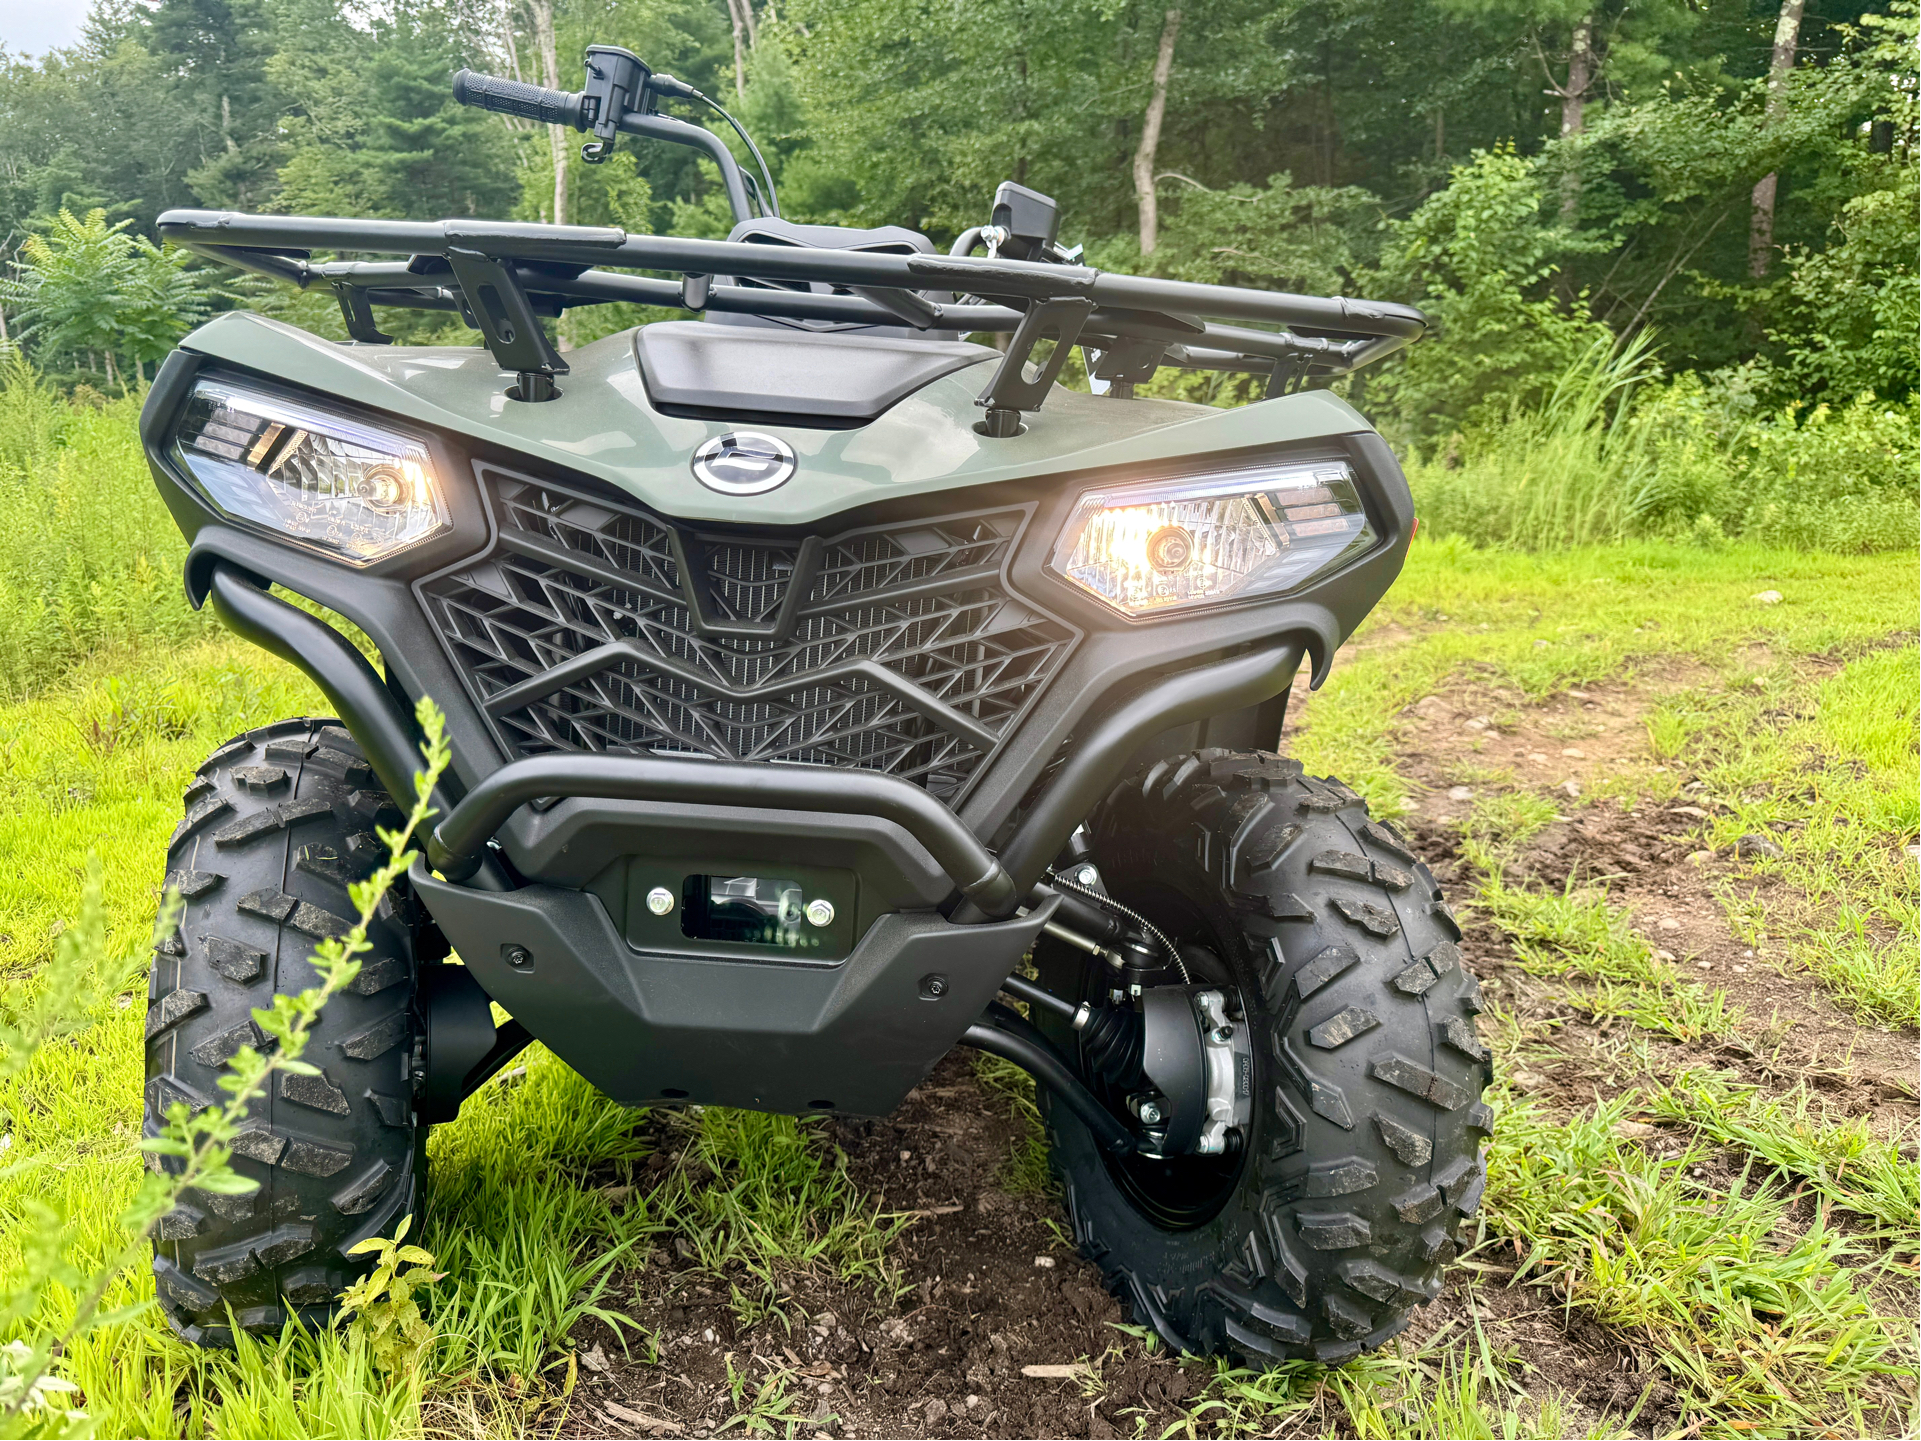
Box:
(336, 1214, 445, 1376)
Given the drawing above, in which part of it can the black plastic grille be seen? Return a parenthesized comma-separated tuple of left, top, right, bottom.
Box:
(422, 472, 1076, 801)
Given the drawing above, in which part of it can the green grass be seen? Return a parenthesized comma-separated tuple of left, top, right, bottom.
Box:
(1484, 1089, 1909, 1436)
(0, 381, 209, 699)
(1405, 342, 1920, 555)
(1293, 536, 1917, 817)
(1162, 1341, 1622, 1439)
(1643, 1069, 1921, 1254)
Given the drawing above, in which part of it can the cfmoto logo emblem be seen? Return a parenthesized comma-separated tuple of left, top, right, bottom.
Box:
(691, 431, 797, 495)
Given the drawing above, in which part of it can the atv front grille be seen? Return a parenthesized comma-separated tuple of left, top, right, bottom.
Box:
(422, 471, 1077, 801)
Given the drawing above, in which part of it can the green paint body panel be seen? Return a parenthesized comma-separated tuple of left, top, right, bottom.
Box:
(180, 310, 1379, 524)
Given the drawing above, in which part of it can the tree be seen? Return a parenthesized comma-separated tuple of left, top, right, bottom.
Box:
(0, 207, 211, 386)
(1747, 0, 1806, 277)
(1131, 8, 1180, 254)
(527, 0, 569, 225)
(1367, 146, 1612, 438)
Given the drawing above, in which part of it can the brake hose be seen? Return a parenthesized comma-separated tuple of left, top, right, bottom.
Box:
(1043, 867, 1190, 983)
(650, 73, 780, 219)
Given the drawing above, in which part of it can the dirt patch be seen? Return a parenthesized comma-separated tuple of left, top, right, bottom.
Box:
(552, 1049, 1680, 1440)
(558, 1052, 1213, 1440)
(1382, 672, 1918, 1133)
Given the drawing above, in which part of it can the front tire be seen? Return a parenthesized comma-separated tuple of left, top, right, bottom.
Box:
(145, 718, 426, 1346)
(1035, 749, 1493, 1365)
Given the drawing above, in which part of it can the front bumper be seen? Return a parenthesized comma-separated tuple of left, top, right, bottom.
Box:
(412, 859, 1057, 1112)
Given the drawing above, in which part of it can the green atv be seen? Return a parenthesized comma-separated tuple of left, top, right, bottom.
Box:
(138, 42, 1491, 1365)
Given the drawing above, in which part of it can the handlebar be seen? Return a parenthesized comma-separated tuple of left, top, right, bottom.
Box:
(451, 70, 588, 130)
(452, 50, 758, 224)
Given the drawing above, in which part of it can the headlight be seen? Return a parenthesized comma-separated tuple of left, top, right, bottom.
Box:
(172, 379, 448, 565)
(1049, 459, 1376, 617)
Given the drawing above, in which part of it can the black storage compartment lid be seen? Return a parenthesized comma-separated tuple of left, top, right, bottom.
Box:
(633, 321, 996, 426)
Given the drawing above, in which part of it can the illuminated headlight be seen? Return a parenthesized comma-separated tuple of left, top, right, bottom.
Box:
(172, 380, 447, 565)
(1049, 460, 1376, 617)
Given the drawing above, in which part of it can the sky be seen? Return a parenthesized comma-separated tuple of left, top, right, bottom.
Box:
(1, 0, 94, 58)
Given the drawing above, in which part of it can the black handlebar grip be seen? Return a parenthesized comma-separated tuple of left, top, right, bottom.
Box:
(451, 69, 587, 129)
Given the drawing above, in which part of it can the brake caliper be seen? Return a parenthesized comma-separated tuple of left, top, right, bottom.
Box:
(1193, 989, 1253, 1155)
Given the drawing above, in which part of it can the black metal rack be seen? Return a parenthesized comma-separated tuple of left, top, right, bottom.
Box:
(158, 207, 1427, 430)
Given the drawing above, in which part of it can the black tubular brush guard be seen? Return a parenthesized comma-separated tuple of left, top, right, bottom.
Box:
(210, 565, 1169, 1138)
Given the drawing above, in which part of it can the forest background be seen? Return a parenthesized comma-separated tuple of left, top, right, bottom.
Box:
(0, 0, 1915, 508)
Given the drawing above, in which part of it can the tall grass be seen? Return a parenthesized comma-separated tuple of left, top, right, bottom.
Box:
(0, 356, 207, 698)
(1406, 337, 1919, 553)
(1404, 333, 1663, 550)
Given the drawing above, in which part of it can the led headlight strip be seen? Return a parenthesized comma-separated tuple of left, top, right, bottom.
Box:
(172, 379, 448, 565)
(1049, 459, 1375, 617)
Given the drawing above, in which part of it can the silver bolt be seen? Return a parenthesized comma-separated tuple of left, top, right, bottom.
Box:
(1138, 1101, 1163, 1125)
(1074, 864, 1100, 888)
(645, 886, 675, 916)
(804, 898, 836, 927)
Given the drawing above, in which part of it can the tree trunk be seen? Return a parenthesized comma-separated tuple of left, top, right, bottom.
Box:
(502, 14, 525, 83)
(726, 0, 747, 93)
(1558, 16, 1594, 223)
(529, 0, 567, 228)
(1132, 8, 1181, 256)
(1748, 0, 1805, 278)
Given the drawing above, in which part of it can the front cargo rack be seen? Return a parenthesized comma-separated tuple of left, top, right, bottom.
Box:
(157, 207, 1427, 432)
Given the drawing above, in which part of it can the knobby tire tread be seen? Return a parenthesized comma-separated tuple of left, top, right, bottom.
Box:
(145, 718, 424, 1347)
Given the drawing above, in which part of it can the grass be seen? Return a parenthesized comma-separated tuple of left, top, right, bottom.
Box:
(1644, 1069, 1921, 1253)
(1485, 1090, 1908, 1435)
(1162, 1340, 1622, 1439)
(1404, 339, 1919, 555)
(0, 379, 208, 699)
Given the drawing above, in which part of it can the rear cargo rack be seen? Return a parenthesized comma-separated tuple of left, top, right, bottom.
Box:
(159, 209, 1425, 430)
